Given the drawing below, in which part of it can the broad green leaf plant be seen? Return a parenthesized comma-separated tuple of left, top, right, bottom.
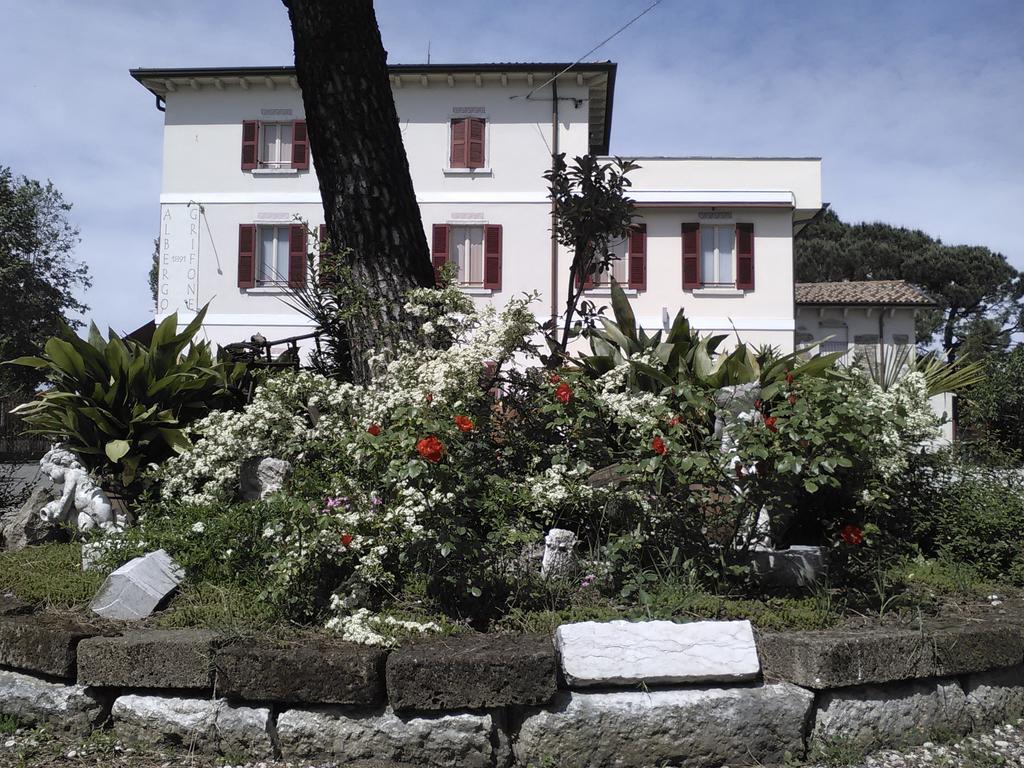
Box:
(6, 306, 245, 493)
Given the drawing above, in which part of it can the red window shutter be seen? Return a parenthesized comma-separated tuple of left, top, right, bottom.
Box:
(241, 121, 259, 170)
(627, 224, 647, 290)
(288, 224, 307, 288)
(483, 224, 502, 290)
(736, 223, 755, 290)
(431, 224, 450, 285)
(681, 223, 700, 289)
(450, 119, 468, 168)
(467, 118, 486, 169)
(237, 224, 256, 288)
(291, 120, 309, 170)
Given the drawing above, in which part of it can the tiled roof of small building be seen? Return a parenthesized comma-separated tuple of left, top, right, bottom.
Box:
(794, 280, 935, 306)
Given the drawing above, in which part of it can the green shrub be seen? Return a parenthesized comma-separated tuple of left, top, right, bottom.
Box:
(6, 306, 244, 492)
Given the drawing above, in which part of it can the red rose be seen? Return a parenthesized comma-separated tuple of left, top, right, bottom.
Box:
(786, 372, 795, 385)
(549, 374, 561, 384)
(651, 436, 667, 455)
(668, 416, 682, 427)
(341, 534, 354, 548)
(416, 436, 445, 463)
(555, 382, 573, 404)
(841, 525, 863, 546)
(367, 424, 382, 436)
(764, 416, 778, 432)
(454, 415, 474, 432)
(788, 394, 798, 406)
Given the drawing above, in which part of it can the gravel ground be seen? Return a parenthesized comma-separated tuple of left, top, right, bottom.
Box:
(2, 720, 1024, 767)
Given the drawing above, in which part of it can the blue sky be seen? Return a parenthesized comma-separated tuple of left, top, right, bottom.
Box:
(1, 0, 1022, 334)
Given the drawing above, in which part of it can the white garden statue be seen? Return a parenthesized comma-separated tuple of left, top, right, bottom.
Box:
(541, 528, 578, 579)
(38, 446, 119, 534)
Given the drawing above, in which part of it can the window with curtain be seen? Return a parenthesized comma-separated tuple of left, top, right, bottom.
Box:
(700, 225, 735, 286)
(258, 225, 290, 284)
(260, 123, 293, 167)
(450, 225, 485, 286)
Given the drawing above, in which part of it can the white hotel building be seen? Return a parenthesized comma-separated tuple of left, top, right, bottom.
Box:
(131, 62, 927, 363)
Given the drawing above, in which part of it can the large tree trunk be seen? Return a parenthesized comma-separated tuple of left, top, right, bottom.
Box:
(283, 0, 434, 382)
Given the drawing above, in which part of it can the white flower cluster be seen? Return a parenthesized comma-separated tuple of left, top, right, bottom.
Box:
(527, 461, 596, 517)
(596, 362, 669, 433)
(325, 606, 442, 647)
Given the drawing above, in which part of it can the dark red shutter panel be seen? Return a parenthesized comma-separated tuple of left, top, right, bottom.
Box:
(288, 224, 307, 288)
(627, 224, 647, 290)
(241, 121, 259, 170)
(467, 118, 486, 169)
(431, 224, 450, 285)
(291, 120, 309, 170)
(736, 223, 755, 290)
(681, 223, 700, 289)
(483, 224, 502, 290)
(450, 119, 467, 168)
(237, 224, 256, 288)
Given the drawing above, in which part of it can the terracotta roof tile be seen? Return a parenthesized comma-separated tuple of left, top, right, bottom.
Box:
(794, 280, 935, 306)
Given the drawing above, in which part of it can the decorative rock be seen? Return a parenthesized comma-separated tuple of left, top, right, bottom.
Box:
(811, 677, 969, 750)
(89, 549, 183, 621)
(386, 633, 556, 711)
(0, 668, 108, 734)
(541, 528, 577, 579)
(515, 683, 814, 768)
(556, 619, 760, 687)
(78, 629, 218, 689)
(215, 638, 385, 705)
(964, 664, 1024, 728)
(112, 694, 272, 758)
(749, 545, 827, 588)
(0, 480, 62, 551)
(277, 706, 505, 768)
(0, 615, 100, 678)
(239, 457, 292, 501)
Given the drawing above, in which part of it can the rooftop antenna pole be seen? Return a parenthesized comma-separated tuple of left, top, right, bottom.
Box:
(427, 40, 431, 64)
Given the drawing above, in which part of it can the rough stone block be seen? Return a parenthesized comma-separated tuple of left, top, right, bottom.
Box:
(277, 706, 505, 768)
(0, 615, 100, 679)
(78, 629, 218, 689)
(0, 668, 108, 734)
(749, 545, 827, 588)
(90, 549, 183, 621)
(964, 663, 1024, 728)
(759, 628, 932, 689)
(811, 677, 968, 750)
(386, 633, 556, 711)
(111, 694, 272, 759)
(515, 683, 814, 768)
(556, 619, 760, 687)
(930, 621, 1024, 677)
(0, 595, 31, 616)
(214, 638, 385, 705)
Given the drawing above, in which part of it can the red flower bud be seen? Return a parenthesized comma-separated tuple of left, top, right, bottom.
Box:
(454, 415, 474, 432)
(788, 394, 797, 406)
(754, 399, 763, 411)
(651, 436, 667, 455)
(425, 393, 433, 404)
(555, 382, 573, 404)
(764, 416, 778, 432)
(668, 416, 682, 427)
(840, 525, 863, 546)
(786, 372, 795, 385)
(549, 374, 561, 384)
(341, 534, 354, 548)
(367, 424, 382, 436)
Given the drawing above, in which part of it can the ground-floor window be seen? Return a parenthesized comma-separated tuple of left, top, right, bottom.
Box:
(449, 225, 485, 286)
(258, 225, 291, 285)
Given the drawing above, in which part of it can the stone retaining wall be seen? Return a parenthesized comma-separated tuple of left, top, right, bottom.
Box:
(2, 600, 1024, 767)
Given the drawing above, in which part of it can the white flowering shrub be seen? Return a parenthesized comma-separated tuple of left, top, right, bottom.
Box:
(131, 282, 944, 638)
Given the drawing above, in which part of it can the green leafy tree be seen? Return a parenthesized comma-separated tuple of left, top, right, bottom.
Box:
(795, 210, 1021, 362)
(0, 166, 90, 394)
(544, 153, 638, 360)
(959, 346, 1024, 453)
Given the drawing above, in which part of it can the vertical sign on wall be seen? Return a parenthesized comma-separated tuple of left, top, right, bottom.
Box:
(158, 203, 201, 317)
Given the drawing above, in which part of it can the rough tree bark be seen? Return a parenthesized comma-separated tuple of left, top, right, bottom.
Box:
(283, 0, 434, 382)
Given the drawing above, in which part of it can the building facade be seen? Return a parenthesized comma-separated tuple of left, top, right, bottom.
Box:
(131, 63, 824, 355)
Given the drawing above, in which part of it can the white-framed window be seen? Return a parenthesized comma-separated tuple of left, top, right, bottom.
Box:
(258, 225, 291, 284)
(260, 123, 293, 168)
(700, 225, 735, 287)
(450, 225, 486, 286)
(589, 237, 628, 287)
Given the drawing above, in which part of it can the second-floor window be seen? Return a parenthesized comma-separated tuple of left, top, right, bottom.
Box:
(260, 123, 293, 168)
(431, 223, 502, 290)
(701, 225, 735, 287)
(258, 225, 290, 284)
(450, 117, 486, 169)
